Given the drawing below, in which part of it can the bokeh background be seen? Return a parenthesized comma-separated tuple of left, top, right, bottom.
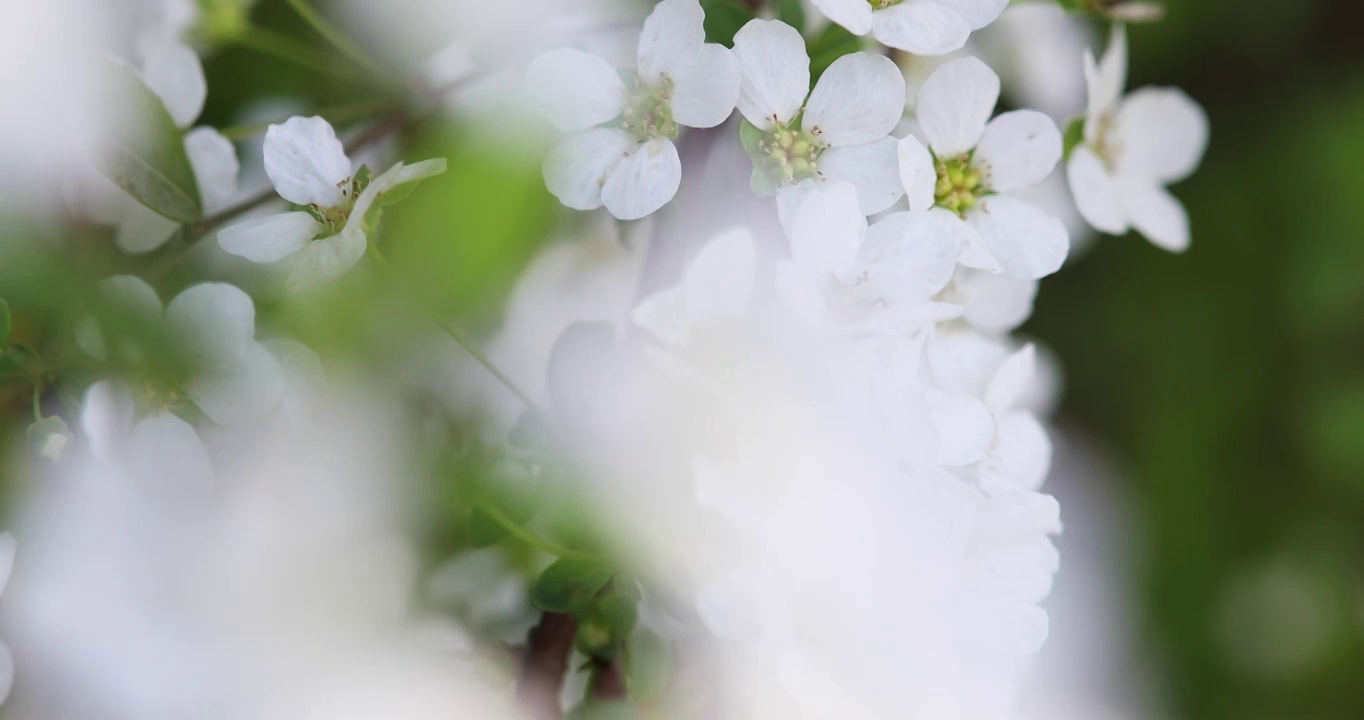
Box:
(1030, 0, 1364, 717)
(2, 0, 1362, 718)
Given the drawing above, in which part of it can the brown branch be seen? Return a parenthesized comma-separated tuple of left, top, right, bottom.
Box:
(588, 657, 627, 700)
(516, 612, 579, 720)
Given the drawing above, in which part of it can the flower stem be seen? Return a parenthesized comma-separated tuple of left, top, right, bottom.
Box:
(230, 25, 360, 83)
(478, 503, 599, 562)
(217, 101, 389, 141)
(283, 0, 387, 78)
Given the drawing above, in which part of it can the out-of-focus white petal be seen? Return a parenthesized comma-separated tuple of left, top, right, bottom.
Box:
(183, 127, 239, 215)
(1092, 24, 1127, 117)
(804, 53, 905, 148)
(524, 48, 628, 133)
(871, 2, 971, 56)
(683, 228, 756, 328)
(263, 116, 353, 208)
(633, 287, 691, 346)
(189, 341, 286, 426)
(897, 135, 938, 211)
(671, 44, 741, 129)
(790, 181, 864, 279)
(126, 411, 215, 490)
(931, 0, 1010, 29)
(861, 210, 963, 300)
(218, 212, 321, 264)
(138, 35, 205, 128)
(80, 380, 135, 462)
(810, 0, 875, 35)
(973, 110, 1061, 193)
(732, 19, 810, 128)
(115, 202, 180, 255)
(985, 343, 1034, 412)
(775, 259, 832, 325)
(1115, 176, 1190, 252)
(1065, 147, 1127, 235)
(636, 0, 705, 81)
(932, 395, 994, 466)
(543, 128, 635, 211)
(988, 411, 1052, 491)
(165, 282, 257, 368)
(0, 639, 12, 706)
(968, 197, 1068, 280)
(1115, 87, 1209, 184)
(819, 137, 903, 215)
(286, 232, 368, 292)
(601, 138, 681, 220)
(261, 338, 325, 423)
(915, 56, 1000, 157)
(0, 531, 17, 597)
(955, 268, 1037, 333)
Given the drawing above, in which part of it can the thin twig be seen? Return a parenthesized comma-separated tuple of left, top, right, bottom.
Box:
(516, 612, 578, 720)
(283, 0, 387, 77)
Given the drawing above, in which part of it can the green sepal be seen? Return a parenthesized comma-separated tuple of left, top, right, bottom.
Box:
(1062, 116, 1086, 162)
(531, 557, 613, 613)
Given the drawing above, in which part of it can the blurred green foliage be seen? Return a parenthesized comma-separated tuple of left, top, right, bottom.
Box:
(1029, 0, 1364, 717)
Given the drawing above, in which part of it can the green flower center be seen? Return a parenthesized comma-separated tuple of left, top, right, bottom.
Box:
(756, 119, 825, 185)
(867, 0, 905, 8)
(303, 166, 374, 236)
(934, 154, 987, 217)
(621, 79, 678, 142)
(1090, 111, 1123, 172)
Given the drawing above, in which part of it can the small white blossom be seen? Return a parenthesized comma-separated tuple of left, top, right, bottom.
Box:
(1066, 26, 1209, 252)
(217, 116, 446, 292)
(808, 0, 1009, 56)
(733, 19, 907, 215)
(899, 56, 1070, 280)
(530, 0, 740, 220)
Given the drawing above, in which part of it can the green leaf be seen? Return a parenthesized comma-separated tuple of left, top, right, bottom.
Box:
(700, 0, 755, 47)
(96, 62, 202, 224)
(0, 298, 10, 347)
(806, 23, 864, 86)
(776, 0, 806, 30)
(531, 557, 613, 613)
(1062, 116, 1086, 161)
(467, 508, 511, 547)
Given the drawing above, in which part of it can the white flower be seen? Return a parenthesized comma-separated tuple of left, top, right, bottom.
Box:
(899, 56, 1069, 280)
(216, 116, 447, 292)
(733, 19, 906, 215)
(632, 227, 756, 346)
(775, 181, 961, 332)
(0, 531, 14, 705)
(529, 0, 740, 220)
(976, 343, 1053, 492)
(808, 0, 1009, 56)
(1066, 25, 1209, 252)
(79, 278, 287, 427)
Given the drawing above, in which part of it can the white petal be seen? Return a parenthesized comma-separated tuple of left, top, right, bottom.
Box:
(264, 116, 352, 208)
(683, 228, 756, 327)
(0, 531, 16, 596)
(985, 343, 1035, 412)
(810, 0, 875, 35)
(955, 216, 1002, 273)
(968, 196, 1068, 280)
(1085, 24, 1127, 124)
(804, 52, 905, 148)
(897, 134, 938, 211)
(1065, 147, 1127, 235)
(1114, 87, 1209, 184)
(1115, 176, 1190, 252)
(261, 338, 324, 423)
(774, 260, 830, 323)
(929, 0, 1009, 30)
(955, 268, 1037, 333)
(189, 341, 285, 425)
(989, 411, 1052, 491)
(184, 127, 239, 214)
(126, 412, 214, 490)
(0, 640, 13, 706)
(915, 56, 1000, 157)
(601, 137, 682, 220)
(633, 287, 691, 346)
(218, 212, 321, 263)
(671, 44, 741, 129)
(524, 48, 628, 133)
(732, 19, 810, 128)
(636, 0, 705, 81)
(871, 2, 971, 56)
(287, 231, 368, 292)
(138, 35, 205, 128)
(776, 179, 820, 237)
(166, 282, 257, 369)
(789, 181, 865, 278)
(80, 380, 135, 461)
(347, 158, 447, 230)
(932, 395, 994, 466)
(861, 210, 963, 300)
(973, 110, 1061, 192)
(115, 202, 180, 254)
(543, 128, 635, 211)
(818, 136, 903, 215)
